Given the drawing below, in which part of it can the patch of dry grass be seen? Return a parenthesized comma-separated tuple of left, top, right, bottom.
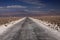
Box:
(0, 17, 22, 25)
(32, 16, 60, 27)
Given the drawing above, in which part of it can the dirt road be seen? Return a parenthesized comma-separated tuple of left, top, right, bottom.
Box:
(0, 18, 59, 40)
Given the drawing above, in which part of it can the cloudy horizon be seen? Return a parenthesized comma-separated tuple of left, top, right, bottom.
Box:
(0, 0, 60, 16)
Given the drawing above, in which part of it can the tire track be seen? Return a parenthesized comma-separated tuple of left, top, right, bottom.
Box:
(0, 19, 26, 40)
(19, 18, 37, 40)
(28, 18, 57, 40)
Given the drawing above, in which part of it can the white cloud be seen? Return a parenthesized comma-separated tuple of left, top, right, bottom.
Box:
(50, 9, 55, 11)
(7, 5, 27, 8)
(26, 2, 43, 5)
(20, 0, 46, 9)
(24, 9, 29, 11)
(20, 0, 38, 2)
(33, 7, 41, 8)
(0, 5, 27, 9)
(47, 9, 55, 12)
(29, 11, 40, 12)
(24, 9, 41, 12)
(20, 0, 44, 5)
(0, 7, 4, 8)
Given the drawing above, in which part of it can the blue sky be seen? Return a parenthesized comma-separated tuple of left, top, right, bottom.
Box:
(0, 0, 60, 13)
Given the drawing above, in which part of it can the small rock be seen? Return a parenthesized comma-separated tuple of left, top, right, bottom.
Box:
(5, 24, 7, 27)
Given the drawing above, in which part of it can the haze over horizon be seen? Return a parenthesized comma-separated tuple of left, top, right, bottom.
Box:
(0, 0, 60, 16)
